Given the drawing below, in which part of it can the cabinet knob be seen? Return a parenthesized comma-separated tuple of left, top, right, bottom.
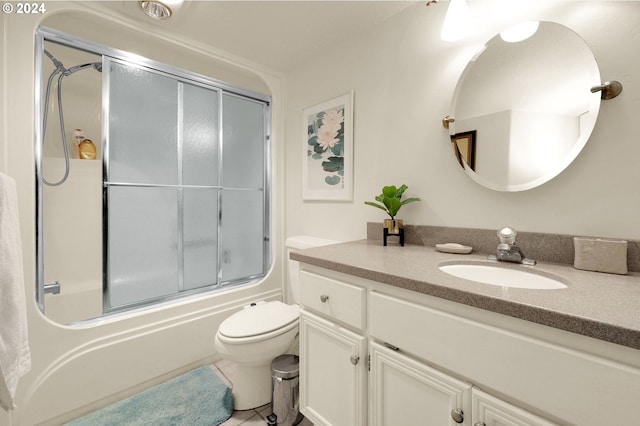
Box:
(320, 294, 329, 303)
(474, 423, 486, 426)
(350, 355, 359, 365)
(450, 408, 464, 423)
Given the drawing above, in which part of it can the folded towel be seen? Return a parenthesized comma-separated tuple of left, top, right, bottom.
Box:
(0, 172, 31, 411)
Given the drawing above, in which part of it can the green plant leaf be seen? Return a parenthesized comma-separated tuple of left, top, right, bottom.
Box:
(364, 201, 388, 213)
(383, 197, 401, 218)
(382, 186, 397, 198)
(401, 197, 421, 205)
(395, 184, 408, 199)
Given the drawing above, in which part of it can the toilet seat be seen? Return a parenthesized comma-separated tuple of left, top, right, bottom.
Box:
(218, 301, 299, 342)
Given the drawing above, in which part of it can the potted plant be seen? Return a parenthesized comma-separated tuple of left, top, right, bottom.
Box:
(364, 184, 421, 235)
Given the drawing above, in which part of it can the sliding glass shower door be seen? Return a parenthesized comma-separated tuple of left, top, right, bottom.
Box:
(219, 94, 267, 283)
(105, 58, 269, 312)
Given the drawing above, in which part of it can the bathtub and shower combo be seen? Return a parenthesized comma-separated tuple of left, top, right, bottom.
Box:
(27, 24, 277, 423)
(36, 27, 272, 323)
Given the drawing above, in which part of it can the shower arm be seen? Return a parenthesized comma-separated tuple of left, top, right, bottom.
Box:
(44, 49, 65, 73)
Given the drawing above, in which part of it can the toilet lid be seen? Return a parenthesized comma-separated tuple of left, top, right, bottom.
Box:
(219, 301, 299, 339)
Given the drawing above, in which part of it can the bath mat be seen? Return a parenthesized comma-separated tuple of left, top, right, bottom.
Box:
(67, 366, 233, 426)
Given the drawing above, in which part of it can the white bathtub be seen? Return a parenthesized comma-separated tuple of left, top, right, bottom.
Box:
(17, 280, 282, 425)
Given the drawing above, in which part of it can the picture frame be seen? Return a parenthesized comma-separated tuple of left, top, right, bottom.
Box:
(451, 130, 476, 171)
(302, 91, 354, 201)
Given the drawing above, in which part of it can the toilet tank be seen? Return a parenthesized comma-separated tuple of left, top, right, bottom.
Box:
(285, 236, 340, 304)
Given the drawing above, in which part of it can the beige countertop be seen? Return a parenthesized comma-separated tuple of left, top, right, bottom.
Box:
(291, 239, 640, 350)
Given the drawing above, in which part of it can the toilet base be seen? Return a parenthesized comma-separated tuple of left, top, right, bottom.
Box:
(229, 362, 272, 410)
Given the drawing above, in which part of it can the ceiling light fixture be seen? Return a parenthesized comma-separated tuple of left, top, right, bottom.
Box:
(140, 0, 183, 20)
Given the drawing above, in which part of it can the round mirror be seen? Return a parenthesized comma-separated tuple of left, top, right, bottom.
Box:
(449, 21, 602, 192)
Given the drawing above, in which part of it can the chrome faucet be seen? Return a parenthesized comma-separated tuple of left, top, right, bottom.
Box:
(490, 227, 536, 266)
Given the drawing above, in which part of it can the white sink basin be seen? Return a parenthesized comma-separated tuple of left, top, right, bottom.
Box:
(439, 263, 567, 289)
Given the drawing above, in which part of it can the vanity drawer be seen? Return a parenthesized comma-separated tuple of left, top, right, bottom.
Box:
(299, 270, 366, 330)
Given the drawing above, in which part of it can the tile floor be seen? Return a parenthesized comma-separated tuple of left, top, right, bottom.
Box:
(212, 359, 313, 426)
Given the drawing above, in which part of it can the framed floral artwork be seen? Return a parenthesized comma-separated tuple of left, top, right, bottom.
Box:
(302, 92, 354, 201)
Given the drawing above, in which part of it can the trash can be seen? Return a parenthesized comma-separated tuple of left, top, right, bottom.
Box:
(270, 354, 303, 426)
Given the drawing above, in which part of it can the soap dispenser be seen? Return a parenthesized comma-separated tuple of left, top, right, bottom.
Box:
(78, 138, 96, 160)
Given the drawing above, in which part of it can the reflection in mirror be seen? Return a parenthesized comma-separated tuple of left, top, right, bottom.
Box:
(451, 130, 476, 170)
(449, 21, 602, 192)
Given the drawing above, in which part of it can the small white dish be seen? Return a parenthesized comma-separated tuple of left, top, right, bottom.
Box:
(435, 243, 473, 254)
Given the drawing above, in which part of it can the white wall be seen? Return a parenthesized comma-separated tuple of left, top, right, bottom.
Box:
(285, 1, 640, 241)
(0, 3, 287, 424)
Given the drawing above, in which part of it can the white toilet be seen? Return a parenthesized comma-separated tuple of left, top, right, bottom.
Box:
(214, 236, 338, 410)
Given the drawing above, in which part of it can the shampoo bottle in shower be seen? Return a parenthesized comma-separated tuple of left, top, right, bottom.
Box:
(72, 128, 85, 159)
(79, 138, 96, 160)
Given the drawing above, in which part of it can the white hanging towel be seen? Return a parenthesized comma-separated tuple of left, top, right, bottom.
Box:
(0, 173, 31, 411)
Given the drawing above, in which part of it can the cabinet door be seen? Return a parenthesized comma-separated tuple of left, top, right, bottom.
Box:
(472, 388, 558, 426)
(370, 342, 472, 426)
(300, 310, 367, 426)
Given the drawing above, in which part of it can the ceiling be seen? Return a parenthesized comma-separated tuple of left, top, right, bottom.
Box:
(97, 1, 419, 73)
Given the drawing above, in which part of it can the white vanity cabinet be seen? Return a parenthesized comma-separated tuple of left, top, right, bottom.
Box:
(472, 388, 557, 426)
(369, 341, 472, 425)
(299, 271, 367, 425)
(298, 264, 640, 426)
(368, 342, 554, 426)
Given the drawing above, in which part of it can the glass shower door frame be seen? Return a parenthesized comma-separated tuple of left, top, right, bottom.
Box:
(102, 57, 272, 314)
(35, 26, 272, 319)
(102, 57, 222, 312)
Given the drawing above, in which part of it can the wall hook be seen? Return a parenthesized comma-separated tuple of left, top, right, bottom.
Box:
(590, 81, 623, 100)
(442, 115, 455, 129)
